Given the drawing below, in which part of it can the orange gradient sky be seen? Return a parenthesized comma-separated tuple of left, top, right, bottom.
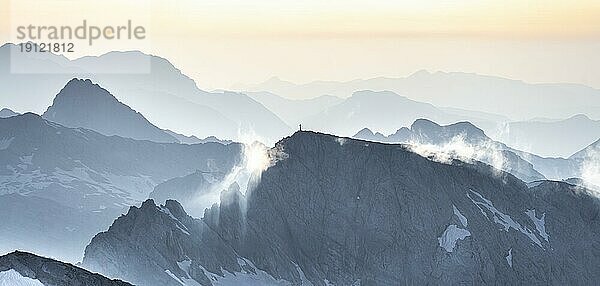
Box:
(1, 0, 600, 90)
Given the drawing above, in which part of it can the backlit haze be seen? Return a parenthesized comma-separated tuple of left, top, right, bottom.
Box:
(1, 0, 599, 91)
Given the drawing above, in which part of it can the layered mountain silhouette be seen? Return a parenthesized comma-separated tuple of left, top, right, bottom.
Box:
(570, 138, 600, 160)
(0, 108, 18, 118)
(353, 119, 588, 182)
(236, 71, 600, 121)
(83, 131, 600, 285)
(301, 90, 500, 136)
(354, 119, 545, 182)
(4, 43, 598, 155)
(0, 44, 292, 143)
(163, 130, 232, 145)
(245, 91, 343, 127)
(0, 113, 242, 262)
(496, 114, 600, 158)
(42, 79, 178, 143)
(236, 73, 600, 156)
(0, 251, 131, 285)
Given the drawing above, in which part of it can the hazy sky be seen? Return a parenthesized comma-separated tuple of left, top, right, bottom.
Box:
(1, 0, 600, 90)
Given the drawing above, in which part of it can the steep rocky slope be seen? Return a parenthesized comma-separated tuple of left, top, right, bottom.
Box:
(0, 251, 131, 286)
(83, 132, 600, 285)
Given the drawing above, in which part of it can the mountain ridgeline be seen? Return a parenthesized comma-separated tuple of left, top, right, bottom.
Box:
(83, 131, 600, 285)
(0, 44, 292, 143)
(354, 119, 547, 182)
(0, 113, 242, 262)
(0, 251, 131, 286)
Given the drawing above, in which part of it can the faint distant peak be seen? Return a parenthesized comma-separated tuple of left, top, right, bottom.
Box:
(409, 69, 433, 77)
(261, 76, 292, 85)
(355, 127, 375, 137)
(55, 78, 118, 102)
(351, 90, 403, 98)
(567, 114, 592, 121)
(410, 118, 441, 129)
(0, 108, 20, 118)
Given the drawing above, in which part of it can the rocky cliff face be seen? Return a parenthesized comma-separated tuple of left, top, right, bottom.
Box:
(84, 131, 600, 285)
(0, 251, 131, 286)
(83, 198, 289, 286)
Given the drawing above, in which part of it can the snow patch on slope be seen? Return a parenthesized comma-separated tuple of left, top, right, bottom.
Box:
(0, 269, 44, 286)
(453, 205, 468, 227)
(438, 224, 471, 252)
(525, 209, 549, 242)
(0, 165, 155, 204)
(195, 257, 296, 286)
(467, 189, 543, 248)
(506, 248, 513, 268)
(165, 269, 187, 285)
(0, 137, 14, 150)
(174, 260, 202, 286)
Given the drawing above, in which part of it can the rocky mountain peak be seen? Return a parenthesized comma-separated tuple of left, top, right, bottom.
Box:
(42, 78, 177, 143)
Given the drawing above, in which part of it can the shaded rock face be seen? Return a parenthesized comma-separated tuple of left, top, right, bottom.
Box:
(43, 78, 178, 143)
(0, 113, 242, 262)
(213, 132, 600, 285)
(84, 132, 600, 285)
(82, 199, 250, 286)
(0, 251, 131, 286)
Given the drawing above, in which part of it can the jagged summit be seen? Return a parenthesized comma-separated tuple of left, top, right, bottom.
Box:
(42, 78, 178, 143)
(354, 127, 375, 137)
(410, 118, 487, 143)
(83, 198, 261, 286)
(353, 118, 487, 144)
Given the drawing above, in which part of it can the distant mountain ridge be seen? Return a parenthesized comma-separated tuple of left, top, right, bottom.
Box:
(301, 90, 502, 137)
(352, 119, 592, 182)
(236, 71, 600, 121)
(43, 78, 178, 143)
(354, 119, 545, 182)
(244, 91, 343, 127)
(354, 119, 489, 144)
(494, 114, 600, 158)
(0, 44, 292, 143)
(164, 130, 233, 145)
(0, 113, 242, 262)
